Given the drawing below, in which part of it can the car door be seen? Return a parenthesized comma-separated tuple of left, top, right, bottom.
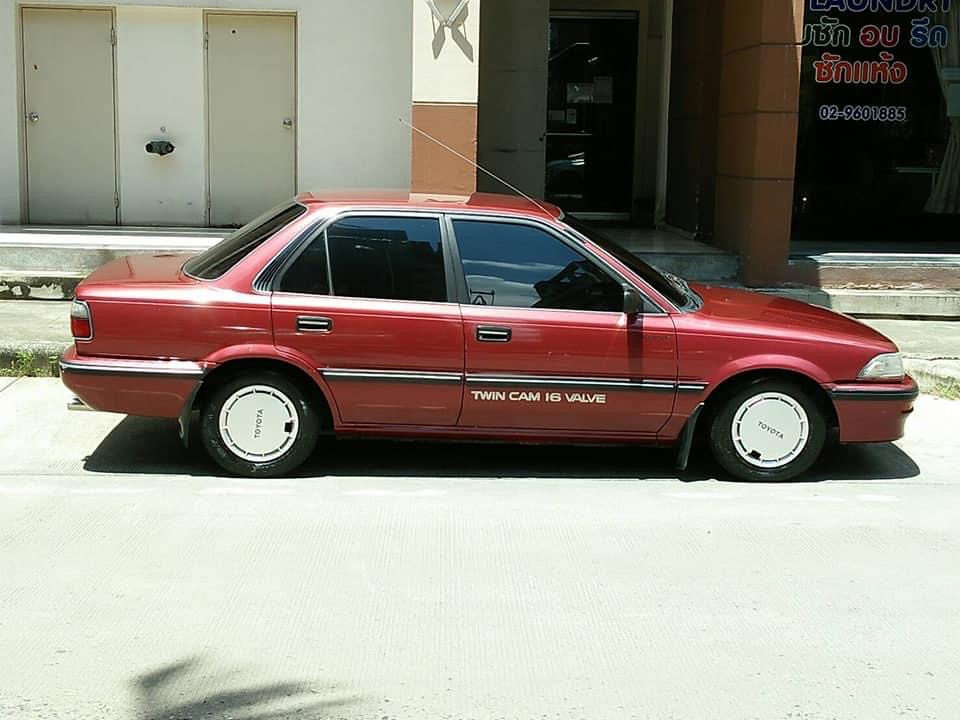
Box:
(450, 216, 677, 435)
(271, 213, 464, 427)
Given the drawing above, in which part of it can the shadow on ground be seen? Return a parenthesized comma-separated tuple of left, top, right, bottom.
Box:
(83, 416, 921, 483)
(133, 656, 358, 720)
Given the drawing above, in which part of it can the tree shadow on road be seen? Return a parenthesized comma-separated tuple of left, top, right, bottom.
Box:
(132, 656, 358, 720)
(82, 416, 920, 483)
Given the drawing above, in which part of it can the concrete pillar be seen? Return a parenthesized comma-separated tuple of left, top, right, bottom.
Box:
(476, 0, 549, 198)
(665, 0, 724, 239)
(411, 0, 481, 195)
(715, 0, 803, 286)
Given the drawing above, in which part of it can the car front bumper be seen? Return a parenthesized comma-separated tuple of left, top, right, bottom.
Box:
(60, 346, 206, 420)
(828, 375, 919, 443)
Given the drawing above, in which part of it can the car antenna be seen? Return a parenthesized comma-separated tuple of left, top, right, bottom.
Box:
(398, 116, 556, 217)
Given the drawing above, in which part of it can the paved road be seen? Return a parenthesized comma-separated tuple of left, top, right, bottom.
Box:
(1, 379, 958, 720)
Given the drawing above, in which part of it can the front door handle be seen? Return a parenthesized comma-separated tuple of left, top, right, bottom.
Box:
(476, 326, 511, 343)
(296, 316, 333, 333)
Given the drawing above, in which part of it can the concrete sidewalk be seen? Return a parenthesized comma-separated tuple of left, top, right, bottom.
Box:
(1, 300, 957, 392)
(0, 226, 225, 300)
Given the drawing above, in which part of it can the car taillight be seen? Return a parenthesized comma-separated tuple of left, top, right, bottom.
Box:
(70, 300, 93, 340)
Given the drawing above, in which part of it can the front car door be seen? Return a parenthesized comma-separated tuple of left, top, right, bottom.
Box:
(450, 216, 677, 436)
(271, 213, 464, 427)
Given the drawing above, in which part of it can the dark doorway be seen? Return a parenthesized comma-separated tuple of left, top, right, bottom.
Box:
(545, 13, 639, 218)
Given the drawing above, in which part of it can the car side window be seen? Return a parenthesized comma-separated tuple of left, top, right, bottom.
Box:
(280, 216, 447, 302)
(452, 220, 624, 312)
(278, 231, 330, 295)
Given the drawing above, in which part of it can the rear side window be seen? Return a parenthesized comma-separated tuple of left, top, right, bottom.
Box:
(322, 216, 447, 302)
(278, 232, 330, 295)
(184, 202, 306, 280)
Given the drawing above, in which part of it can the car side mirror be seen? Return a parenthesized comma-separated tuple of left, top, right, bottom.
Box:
(623, 286, 643, 316)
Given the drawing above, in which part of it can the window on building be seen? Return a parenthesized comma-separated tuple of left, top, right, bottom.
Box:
(794, 5, 960, 244)
(324, 217, 446, 302)
(452, 220, 624, 312)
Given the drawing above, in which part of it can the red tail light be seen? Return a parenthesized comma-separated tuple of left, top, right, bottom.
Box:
(70, 300, 93, 340)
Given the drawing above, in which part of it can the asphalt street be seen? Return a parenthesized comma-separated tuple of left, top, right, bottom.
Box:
(1, 378, 958, 720)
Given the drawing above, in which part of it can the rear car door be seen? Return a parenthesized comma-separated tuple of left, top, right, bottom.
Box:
(450, 216, 677, 435)
(271, 213, 464, 426)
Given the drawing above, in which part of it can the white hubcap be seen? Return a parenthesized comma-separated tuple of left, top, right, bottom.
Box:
(731, 392, 809, 469)
(218, 385, 299, 463)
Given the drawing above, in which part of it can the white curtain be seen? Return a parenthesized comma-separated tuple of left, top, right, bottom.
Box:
(925, 7, 960, 214)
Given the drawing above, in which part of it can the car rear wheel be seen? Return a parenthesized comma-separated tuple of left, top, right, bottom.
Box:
(200, 371, 320, 477)
(708, 379, 826, 482)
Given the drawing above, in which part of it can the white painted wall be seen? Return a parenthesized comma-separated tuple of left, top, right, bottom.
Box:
(116, 7, 205, 226)
(0, 0, 413, 225)
(0, 2, 22, 224)
(412, 0, 480, 103)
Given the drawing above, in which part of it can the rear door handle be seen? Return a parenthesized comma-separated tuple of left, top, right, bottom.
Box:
(476, 326, 511, 343)
(296, 316, 333, 333)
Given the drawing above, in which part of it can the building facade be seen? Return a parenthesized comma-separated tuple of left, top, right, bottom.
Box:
(1, 0, 957, 285)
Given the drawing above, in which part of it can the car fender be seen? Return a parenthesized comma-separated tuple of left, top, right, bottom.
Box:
(193, 343, 342, 423)
(701, 353, 834, 399)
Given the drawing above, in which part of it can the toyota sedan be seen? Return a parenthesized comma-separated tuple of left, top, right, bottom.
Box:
(61, 192, 917, 481)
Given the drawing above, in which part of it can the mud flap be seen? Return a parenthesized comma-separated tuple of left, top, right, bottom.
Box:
(675, 403, 705, 472)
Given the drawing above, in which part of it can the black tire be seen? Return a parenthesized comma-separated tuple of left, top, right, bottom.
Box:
(199, 370, 321, 477)
(708, 378, 827, 482)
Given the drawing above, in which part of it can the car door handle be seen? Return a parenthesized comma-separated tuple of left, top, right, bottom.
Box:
(476, 326, 511, 343)
(296, 316, 333, 333)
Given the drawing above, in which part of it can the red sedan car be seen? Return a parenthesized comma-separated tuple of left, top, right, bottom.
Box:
(61, 192, 917, 481)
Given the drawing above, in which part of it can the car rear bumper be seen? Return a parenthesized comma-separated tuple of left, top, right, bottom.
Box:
(828, 376, 919, 443)
(60, 346, 206, 419)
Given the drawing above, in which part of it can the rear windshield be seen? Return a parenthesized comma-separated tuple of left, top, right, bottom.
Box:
(183, 203, 307, 280)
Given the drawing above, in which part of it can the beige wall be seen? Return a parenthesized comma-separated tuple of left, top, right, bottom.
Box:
(0, 0, 414, 225)
(0, 1, 20, 223)
(412, 0, 480, 104)
(116, 7, 206, 226)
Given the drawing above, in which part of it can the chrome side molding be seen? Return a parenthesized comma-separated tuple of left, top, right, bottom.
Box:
(60, 357, 206, 378)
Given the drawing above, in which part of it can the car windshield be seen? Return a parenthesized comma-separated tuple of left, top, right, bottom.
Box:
(183, 202, 307, 280)
(561, 215, 696, 310)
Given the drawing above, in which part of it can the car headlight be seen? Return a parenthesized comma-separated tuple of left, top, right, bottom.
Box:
(858, 352, 904, 381)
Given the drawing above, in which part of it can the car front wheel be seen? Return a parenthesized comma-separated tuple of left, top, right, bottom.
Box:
(200, 371, 320, 477)
(708, 379, 827, 482)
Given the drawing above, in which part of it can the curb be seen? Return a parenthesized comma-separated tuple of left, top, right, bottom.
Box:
(759, 287, 960, 319)
(0, 342, 69, 376)
(903, 357, 960, 396)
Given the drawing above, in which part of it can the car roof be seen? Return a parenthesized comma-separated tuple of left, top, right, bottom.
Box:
(295, 190, 564, 221)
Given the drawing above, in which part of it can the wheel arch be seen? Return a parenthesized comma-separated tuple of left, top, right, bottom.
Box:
(701, 367, 839, 432)
(180, 350, 337, 446)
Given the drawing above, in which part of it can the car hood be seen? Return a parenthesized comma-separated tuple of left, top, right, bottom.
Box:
(79, 252, 197, 286)
(689, 284, 896, 350)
